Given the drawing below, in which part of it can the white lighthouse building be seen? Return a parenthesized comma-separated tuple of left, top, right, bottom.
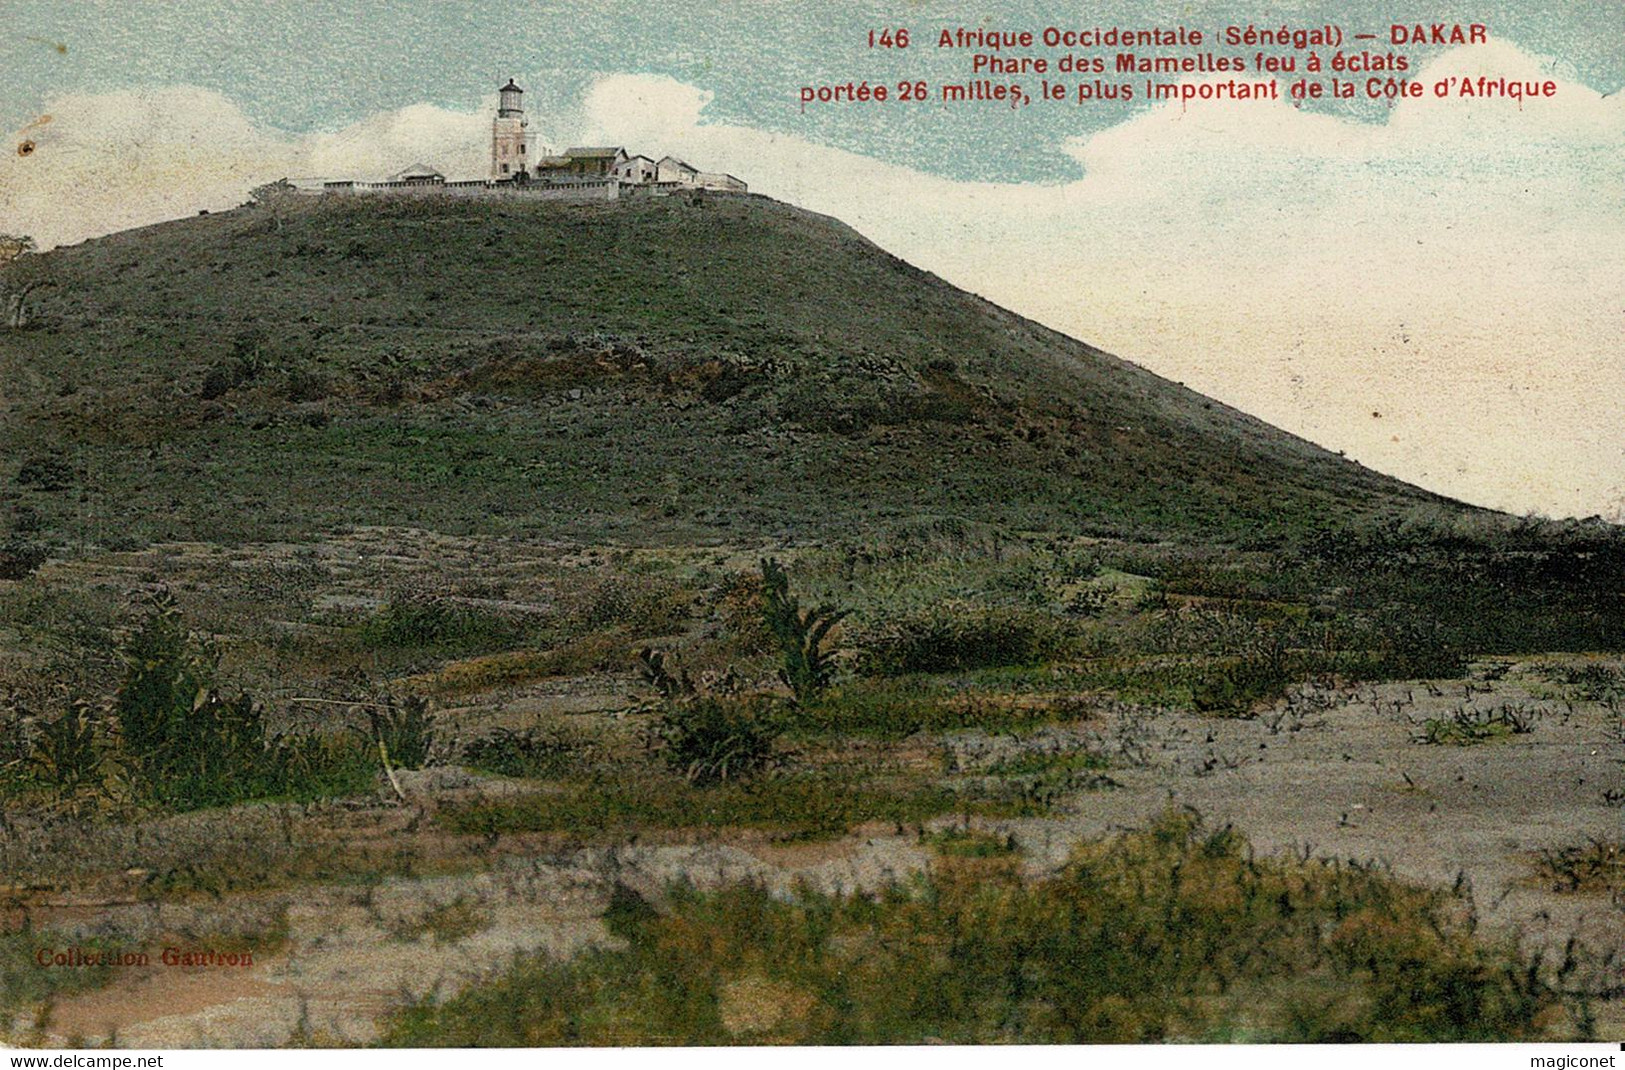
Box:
(490, 78, 532, 181)
(296, 77, 745, 196)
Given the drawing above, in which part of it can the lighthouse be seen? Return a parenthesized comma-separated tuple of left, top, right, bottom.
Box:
(490, 78, 531, 182)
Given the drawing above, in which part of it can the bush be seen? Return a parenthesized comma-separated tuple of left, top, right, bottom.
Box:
(271, 730, 379, 804)
(1533, 838, 1623, 895)
(1060, 585, 1110, 619)
(437, 769, 957, 841)
(714, 572, 774, 655)
(284, 364, 332, 402)
(111, 592, 376, 810)
(568, 572, 692, 636)
(462, 725, 585, 779)
(0, 538, 47, 580)
(1190, 656, 1295, 715)
(856, 602, 1066, 676)
(794, 678, 1056, 739)
(10, 505, 41, 534)
(1370, 615, 1467, 680)
(1545, 662, 1625, 701)
(358, 593, 525, 651)
(368, 695, 436, 771)
(1414, 704, 1543, 746)
(15, 456, 73, 492)
(115, 591, 216, 781)
(0, 930, 120, 1018)
(652, 696, 784, 785)
(142, 690, 273, 809)
(0, 702, 27, 796)
(199, 364, 240, 400)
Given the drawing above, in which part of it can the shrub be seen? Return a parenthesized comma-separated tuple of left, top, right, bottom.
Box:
(437, 770, 957, 841)
(636, 646, 694, 699)
(284, 364, 332, 402)
(856, 602, 1066, 676)
(15, 456, 73, 492)
(9, 505, 41, 534)
(390, 896, 493, 946)
(199, 364, 238, 400)
(794, 679, 1063, 739)
(760, 558, 848, 702)
(145, 690, 275, 809)
(0, 930, 121, 1019)
(1371, 616, 1467, 680)
(987, 558, 1054, 603)
(971, 747, 1120, 816)
(651, 696, 784, 785)
(111, 592, 376, 810)
(1060, 585, 1110, 619)
(0, 701, 27, 796)
(114, 590, 216, 783)
(131, 687, 372, 811)
(1543, 662, 1624, 701)
(568, 572, 691, 636)
(462, 725, 586, 779)
(358, 593, 524, 651)
(1190, 656, 1295, 715)
(226, 330, 275, 384)
(416, 635, 624, 697)
(271, 730, 379, 804)
(923, 827, 1019, 858)
(0, 538, 47, 580)
(367, 695, 436, 771)
(714, 571, 774, 655)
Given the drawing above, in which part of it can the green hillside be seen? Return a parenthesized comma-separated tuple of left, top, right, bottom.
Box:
(0, 193, 1466, 546)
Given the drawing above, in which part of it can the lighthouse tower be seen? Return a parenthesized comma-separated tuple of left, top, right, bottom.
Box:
(490, 79, 531, 182)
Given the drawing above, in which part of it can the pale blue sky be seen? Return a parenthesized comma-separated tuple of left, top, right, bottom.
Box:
(5, 0, 1623, 183)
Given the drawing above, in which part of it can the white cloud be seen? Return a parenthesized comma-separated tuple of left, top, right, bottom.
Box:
(302, 103, 489, 179)
(2, 87, 297, 244)
(0, 87, 491, 242)
(3, 46, 1621, 519)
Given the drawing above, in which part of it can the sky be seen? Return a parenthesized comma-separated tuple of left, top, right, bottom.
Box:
(3, 1, 1622, 520)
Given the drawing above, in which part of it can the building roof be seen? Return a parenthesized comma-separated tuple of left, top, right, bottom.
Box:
(500, 79, 523, 93)
(657, 155, 698, 171)
(564, 147, 626, 159)
(389, 162, 445, 181)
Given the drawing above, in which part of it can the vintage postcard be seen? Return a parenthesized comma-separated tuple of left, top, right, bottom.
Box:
(1, 0, 1621, 1056)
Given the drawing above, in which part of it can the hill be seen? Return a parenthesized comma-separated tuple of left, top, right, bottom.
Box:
(0, 193, 1469, 547)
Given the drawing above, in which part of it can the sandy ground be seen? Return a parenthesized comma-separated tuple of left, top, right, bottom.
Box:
(4, 663, 1618, 1048)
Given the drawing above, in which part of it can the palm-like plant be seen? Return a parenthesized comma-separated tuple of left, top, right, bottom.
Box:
(759, 558, 847, 703)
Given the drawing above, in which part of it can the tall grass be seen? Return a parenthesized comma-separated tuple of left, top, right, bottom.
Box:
(386, 809, 1572, 1045)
